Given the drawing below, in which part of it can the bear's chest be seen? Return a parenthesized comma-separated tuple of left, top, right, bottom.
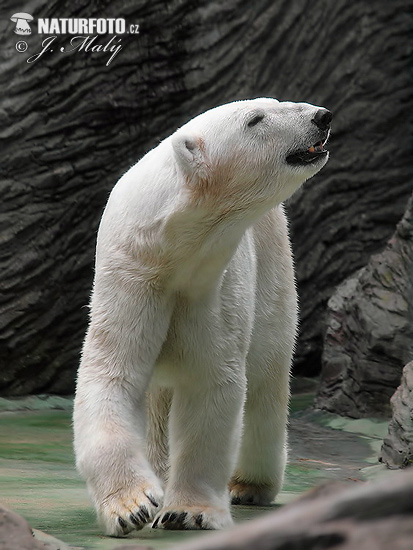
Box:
(153, 258, 256, 385)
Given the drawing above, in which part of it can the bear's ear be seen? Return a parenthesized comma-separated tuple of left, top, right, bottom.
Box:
(172, 133, 209, 181)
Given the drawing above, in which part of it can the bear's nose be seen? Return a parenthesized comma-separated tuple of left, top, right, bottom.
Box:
(312, 109, 333, 131)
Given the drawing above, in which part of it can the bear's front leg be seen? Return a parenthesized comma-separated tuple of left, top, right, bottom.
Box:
(73, 285, 173, 536)
(152, 373, 246, 530)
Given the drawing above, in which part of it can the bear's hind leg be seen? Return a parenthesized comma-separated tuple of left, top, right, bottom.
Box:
(229, 359, 290, 505)
(230, 206, 297, 506)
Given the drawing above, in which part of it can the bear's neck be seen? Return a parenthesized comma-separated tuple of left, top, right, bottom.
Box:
(163, 202, 268, 298)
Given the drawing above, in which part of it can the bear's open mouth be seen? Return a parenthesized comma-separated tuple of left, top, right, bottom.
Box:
(286, 140, 328, 165)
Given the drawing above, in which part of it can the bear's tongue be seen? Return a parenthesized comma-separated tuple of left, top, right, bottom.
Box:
(286, 140, 328, 165)
(308, 141, 324, 153)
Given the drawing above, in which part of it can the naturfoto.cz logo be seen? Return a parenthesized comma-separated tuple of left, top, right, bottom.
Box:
(37, 18, 130, 34)
(11, 15, 140, 66)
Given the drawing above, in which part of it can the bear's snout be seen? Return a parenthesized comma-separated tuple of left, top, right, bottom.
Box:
(311, 108, 333, 131)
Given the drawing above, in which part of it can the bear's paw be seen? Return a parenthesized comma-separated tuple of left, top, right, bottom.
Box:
(97, 483, 164, 537)
(229, 478, 275, 506)
(151, 505, 233, 530)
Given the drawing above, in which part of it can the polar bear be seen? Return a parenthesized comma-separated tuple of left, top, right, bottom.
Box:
(73, 98, 331, 536)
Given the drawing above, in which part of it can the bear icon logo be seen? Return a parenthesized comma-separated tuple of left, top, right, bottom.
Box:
(10, 13, 33, 35)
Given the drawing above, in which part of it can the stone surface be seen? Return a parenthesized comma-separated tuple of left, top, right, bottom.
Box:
(380, 361, 413, 469)
(0, 391, 391, 549)
(0, 1, 412, 394)
(134, 470, 413, 550)
(32, 529, 72, 550)
(0, 504, 46, 550)
(315, 195, 413, 418)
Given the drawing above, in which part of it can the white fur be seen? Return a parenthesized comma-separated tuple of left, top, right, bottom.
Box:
(73, 98, 329, 535)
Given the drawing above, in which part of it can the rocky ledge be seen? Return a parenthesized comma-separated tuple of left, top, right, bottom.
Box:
(380, 361, 413, 469)
(315, 194, 413, 418)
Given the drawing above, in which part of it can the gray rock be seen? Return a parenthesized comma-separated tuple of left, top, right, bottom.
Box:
(0, 505, 45, 550)
(32, 530, 71, 550)
(0, 1, 412, 394)
(315, 194, 413, 418)
(380, 361, 413, 468)
(117, 470, 413, 550)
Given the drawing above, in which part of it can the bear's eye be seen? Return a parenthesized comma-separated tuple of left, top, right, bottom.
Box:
(247, 114, 265, 128)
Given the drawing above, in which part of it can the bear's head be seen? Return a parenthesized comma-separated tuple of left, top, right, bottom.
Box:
(172, 98, 331, 211)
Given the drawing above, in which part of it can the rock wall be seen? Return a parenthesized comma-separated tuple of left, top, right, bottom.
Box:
(0, 0, 411, 394)
(315, 195, 413, 418)
(380, 362, 413, 468)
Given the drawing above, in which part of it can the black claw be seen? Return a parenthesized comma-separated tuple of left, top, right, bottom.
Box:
(161, 512, 171, 524)
(195, 514, 203, 528)
(118, 517, 127, 529)
(129, 513, 141, 526)
(146, 495, 159, 507)
(169, 512, 177, 522)
(141, 512, 149, 523)
(177, 512, 187, 525)
(152, 517, 159, 529)
(140, 505, 150, 519)
(136, 510, 147, 523)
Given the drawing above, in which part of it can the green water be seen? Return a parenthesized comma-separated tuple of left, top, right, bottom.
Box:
(0, 393, 393, 549)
